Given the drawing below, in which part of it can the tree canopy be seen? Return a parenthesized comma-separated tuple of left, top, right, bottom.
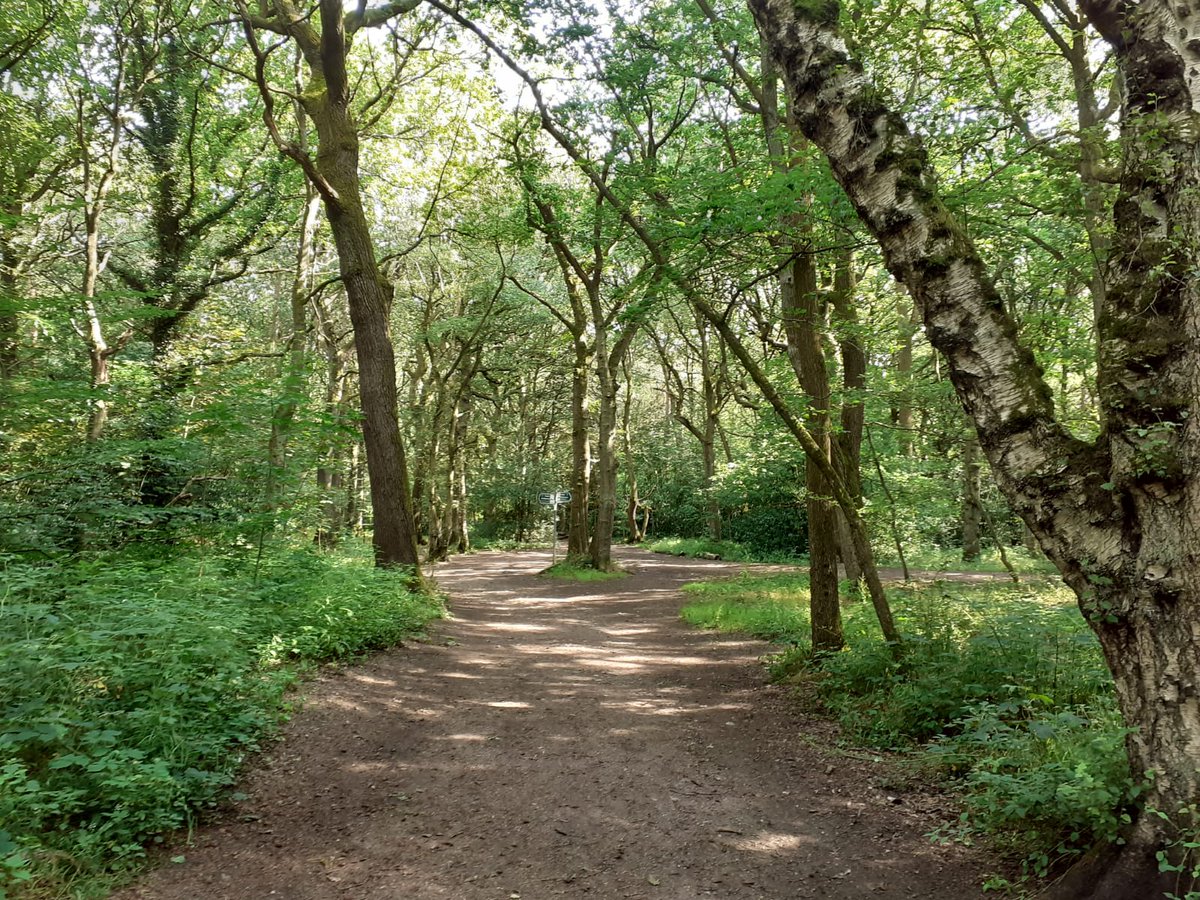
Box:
(1, 0, 1196, 896)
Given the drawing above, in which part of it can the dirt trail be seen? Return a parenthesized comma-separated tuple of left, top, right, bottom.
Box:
(118, 548, 1001, 899)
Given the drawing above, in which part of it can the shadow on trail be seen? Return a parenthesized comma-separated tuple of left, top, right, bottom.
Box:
(117, 548, 997, 900)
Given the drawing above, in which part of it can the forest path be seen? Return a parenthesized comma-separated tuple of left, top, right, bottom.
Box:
(118, 548, 1000, 900)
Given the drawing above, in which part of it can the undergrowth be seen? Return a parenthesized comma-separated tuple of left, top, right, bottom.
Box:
(644, 536, 798, 563)
(0, 544, 442, 899)
(680, 572, 1132, 878)
(876, 545, 1058, 576)
(469, 537, 549, 552)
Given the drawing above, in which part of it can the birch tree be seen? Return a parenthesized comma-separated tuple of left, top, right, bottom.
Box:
(748, 0, 1200, 892)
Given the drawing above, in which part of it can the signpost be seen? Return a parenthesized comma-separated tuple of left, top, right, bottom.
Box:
(538, 490, 572, 563)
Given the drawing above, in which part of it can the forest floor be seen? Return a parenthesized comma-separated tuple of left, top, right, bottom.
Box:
(115, 548, 1008, 900)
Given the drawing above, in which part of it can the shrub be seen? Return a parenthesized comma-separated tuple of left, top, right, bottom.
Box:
(929, 699, 1133, 875)
(0, 545, 441, 897)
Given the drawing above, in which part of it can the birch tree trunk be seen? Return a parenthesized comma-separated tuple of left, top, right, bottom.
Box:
(748, 0, 1200, 890)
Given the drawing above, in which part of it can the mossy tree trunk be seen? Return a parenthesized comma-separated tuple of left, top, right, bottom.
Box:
(749, 0, 1200, 891)
(782, 250, 843, 652)
(763, 55, 843, 650)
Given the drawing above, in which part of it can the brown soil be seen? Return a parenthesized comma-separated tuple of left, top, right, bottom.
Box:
(116, 548, 1004, 900)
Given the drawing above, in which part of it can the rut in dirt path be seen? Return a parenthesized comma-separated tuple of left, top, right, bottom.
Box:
(118, 548, 999, 900)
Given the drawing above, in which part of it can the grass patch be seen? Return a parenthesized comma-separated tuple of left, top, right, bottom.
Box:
(680, 572, 811, 644)
(644, 536, 799, 564)
(680, 573, 1130, 877)
(0, 544, 442, 899)
(879, 545, 1058, 576)
(538, 560, 627, 581)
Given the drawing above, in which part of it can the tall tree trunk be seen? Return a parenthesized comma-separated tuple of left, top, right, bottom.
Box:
(568, 335, 592, 558)
(83, 211, 125, 443)
(590, 343, 620, 571)
(701, 427, 720, 541)
(314, 298, 351, 549)
(782, 250, 843, 652)
(425, 411, 448, 562)
(245, 0, 420, 570)
(696, 291, 901, 649)
(749, 0, 1200, 890)
(320, 178, 418, 567)
(310, 82, 416, 566)
(587, 274, 641, 570)
(961, 433, 982, 562)
(407, 340, 431, 544)
(831, 251, 864, 583)
(266, 188, 320, 511)
(621, 353, 641, 544)
(699, 321, 723, 542)
(76, 78, 130, 444)
(762, 50, 842, 648)
(83, 204, 111, 444)
(346, 439, 363, 534)
(450, 389, 471, 553)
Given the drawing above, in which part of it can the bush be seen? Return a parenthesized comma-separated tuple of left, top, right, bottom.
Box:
(0, 545, 442, 898)
(929, 699, 1133, 876)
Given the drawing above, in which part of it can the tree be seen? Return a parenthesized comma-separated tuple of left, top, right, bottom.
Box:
(437, 0, 902, 643)
(748, 0, 1200, 892)
(651, 303, 732, 542)
(504, 144, 602, 562)
(69, 0, 145, 441)
(238, 0, 424, 569)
